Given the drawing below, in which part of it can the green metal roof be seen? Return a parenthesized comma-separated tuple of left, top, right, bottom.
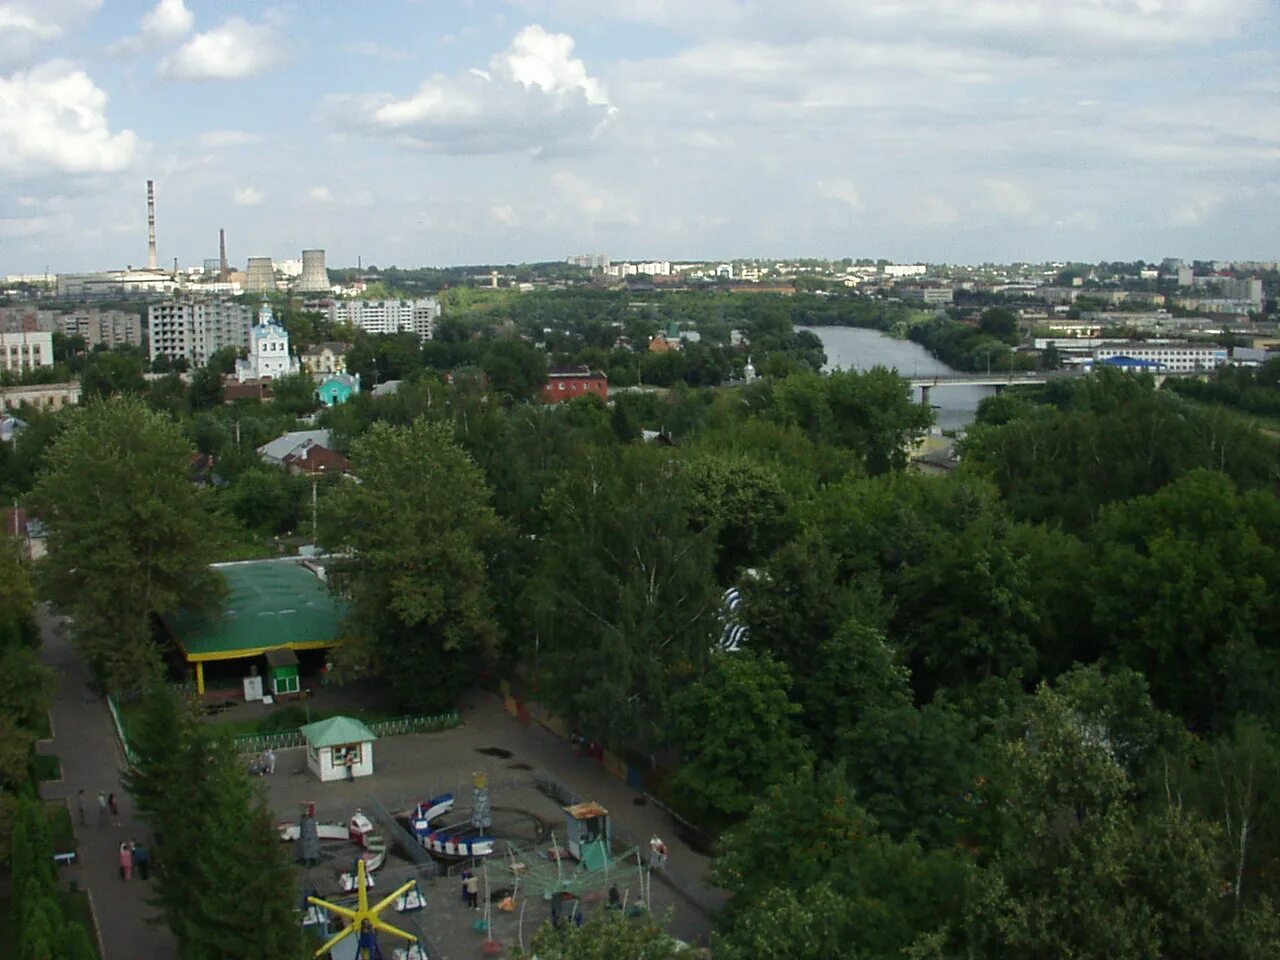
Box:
(166, 560, 346, 660)
(300, 715, 378, 748)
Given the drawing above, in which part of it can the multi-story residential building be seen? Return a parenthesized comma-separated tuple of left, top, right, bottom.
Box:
(1091, 341, 1228, 374)
(0, 331, 53, 374)
(148, 299, 252, 367)
(326, 299, 439, 341)
(1192, 275, 1263, 304)
(883, 264, 928, 279)
(58, 309, 143, 349)
(0, 307, 47, 333)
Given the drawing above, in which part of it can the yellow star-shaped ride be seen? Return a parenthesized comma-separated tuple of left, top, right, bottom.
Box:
(308, 859, 418, 958)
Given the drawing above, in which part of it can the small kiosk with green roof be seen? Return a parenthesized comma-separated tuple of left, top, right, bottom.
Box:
(163, 560, 345, 695)
(301, 716, 378, 782)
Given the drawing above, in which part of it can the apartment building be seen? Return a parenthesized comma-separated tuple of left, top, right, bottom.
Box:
(148, 299, 252, 367)
(0, 331, 54, 375)
(327, 299, 439, 341)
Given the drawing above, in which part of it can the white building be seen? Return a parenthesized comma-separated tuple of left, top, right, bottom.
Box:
(1192, 275, 1263, 305)
(56, 270, 178, 299)
(148, 299, 252, 367)
(1092, 341, 1229, 373)
(327, 299, 439, 341)
(897, 286, 954, 305)
(0, 330, 53, 374)
(883, 264, 928, 279)
(236, 304, 301, 382)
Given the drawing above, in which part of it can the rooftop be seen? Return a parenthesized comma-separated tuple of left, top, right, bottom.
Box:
(165, 560, 346, 662)
(300, 715, 378, 748)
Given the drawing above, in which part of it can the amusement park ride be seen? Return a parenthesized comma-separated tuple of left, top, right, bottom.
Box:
(286, 783, 648, 960)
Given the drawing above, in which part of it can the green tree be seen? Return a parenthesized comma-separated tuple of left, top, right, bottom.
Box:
(527, 445, 720, 748)
(668, 651, 811, 819)
(187, 366, 225, 411)
(270, 371, 320, 415)
(124, 687, 306, 960)
(518, 908, 683, 960)
(81, 348, 146, 399)
(322, 419, 505, 711)
(1090, 469, 1280, 728)
(680, 452, 793, 580)
(481, 338, 550, 402)
(30, 398, 223, 689)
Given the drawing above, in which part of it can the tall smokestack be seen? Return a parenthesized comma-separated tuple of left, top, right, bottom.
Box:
(219, 228, 228, 279)
(146, 180, 158, 270)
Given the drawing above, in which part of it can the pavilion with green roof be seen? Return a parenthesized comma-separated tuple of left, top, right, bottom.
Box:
(163, 559, 346, 695)
(301, 716, 378, 781)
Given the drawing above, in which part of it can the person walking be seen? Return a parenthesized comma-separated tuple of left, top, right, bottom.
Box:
(463, 873, 479, 910)
(96, 790, 108, 826)
(345, 752, 355, 782)
(76, 789, 86, 827)
(266, 747, 276, 775)
(118, 842, 133, 881)
(108, 792, 120, 827)
(132, 840, 151, 880)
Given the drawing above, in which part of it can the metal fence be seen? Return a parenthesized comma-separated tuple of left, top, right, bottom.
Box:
(231, 712, 460, 754)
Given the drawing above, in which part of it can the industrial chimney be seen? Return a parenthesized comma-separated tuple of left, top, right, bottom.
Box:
(296, 249, 330, 293)
(146, 180, 158, 270)
(219, 229, 228, 279)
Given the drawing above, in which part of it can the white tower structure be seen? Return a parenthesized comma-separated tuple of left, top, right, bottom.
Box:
(296, 249, 330, 293)
(236, 303, 300, 382)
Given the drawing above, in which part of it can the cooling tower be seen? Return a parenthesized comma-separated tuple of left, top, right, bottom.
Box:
(296, 249, 330, 293)
(146, 180, 158, 270)
(245, 257, 276, 293)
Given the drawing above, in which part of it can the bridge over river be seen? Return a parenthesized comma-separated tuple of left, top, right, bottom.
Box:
(908, 368, 1084, 405)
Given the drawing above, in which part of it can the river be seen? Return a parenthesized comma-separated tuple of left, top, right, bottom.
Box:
(804, 325, 994, 431)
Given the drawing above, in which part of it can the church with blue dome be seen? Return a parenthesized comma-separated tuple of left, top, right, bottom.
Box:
(235, 303, 301, 383)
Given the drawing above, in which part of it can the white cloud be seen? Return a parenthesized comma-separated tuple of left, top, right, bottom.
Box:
(551, 170, 636, 225)
(0, 0, 100, 69)
(233, 187, 264, 206)
(142, 0, 193, 41)
(327, 24, 614, 155)
(197, 129, 258, 148)
(1170, 192, 1222, 226)
(159, 16, 281, 81)
(983, 179, 1038, 219)
(533, 0, 1261, 47)
(308, 186, 334, 203)
(820, 178, 861, 211)
(0, 61, 137, 178)
(111, 0, 194, 57)
(490, 203, 520, 225)
(342, 40, 409, 61)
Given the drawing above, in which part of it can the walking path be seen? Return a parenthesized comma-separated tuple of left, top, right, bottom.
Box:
(461, 693, 730, 923)
(35, 607, 177, 960)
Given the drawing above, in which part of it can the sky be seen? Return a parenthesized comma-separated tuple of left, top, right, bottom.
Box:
(1, 0, 1278, 273)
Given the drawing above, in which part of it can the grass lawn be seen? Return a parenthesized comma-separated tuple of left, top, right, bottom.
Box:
(0, 890, 101, 959)
(34, 754, 61, 782)
(32, 710, 52, 740)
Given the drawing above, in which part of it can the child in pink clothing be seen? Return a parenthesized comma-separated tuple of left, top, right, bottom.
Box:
(119, 842, 133, 881)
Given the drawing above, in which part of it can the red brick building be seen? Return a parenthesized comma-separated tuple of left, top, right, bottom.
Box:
(542, 368, 608, 404)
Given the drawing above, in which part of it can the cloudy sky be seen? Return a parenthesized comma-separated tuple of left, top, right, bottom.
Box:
(1, 0, 1278, 272)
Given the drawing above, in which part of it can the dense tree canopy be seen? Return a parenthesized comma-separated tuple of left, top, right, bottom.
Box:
(30, 398, 223, 689)
(322, 419, 505, 711)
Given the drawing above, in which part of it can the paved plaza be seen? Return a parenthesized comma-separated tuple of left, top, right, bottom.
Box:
(255, 694, 720, 957)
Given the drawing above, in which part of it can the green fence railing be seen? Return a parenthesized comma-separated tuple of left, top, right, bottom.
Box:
(231, 711, 460, 754)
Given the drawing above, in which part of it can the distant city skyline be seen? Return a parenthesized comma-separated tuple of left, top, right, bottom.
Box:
(1, 0, 1278, 274)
